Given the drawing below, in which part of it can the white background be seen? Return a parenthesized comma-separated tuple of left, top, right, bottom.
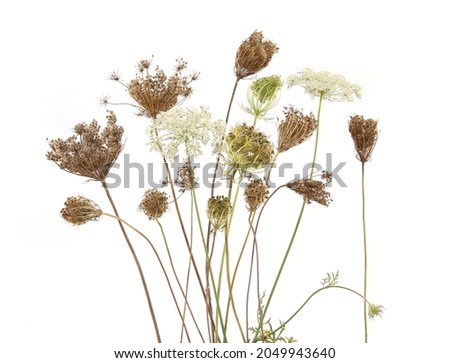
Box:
(1, 0, 449, 361)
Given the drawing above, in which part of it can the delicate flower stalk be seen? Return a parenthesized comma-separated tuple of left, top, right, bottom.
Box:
(348, 114, 379, 343)
(277, 106, 317, 153)
(266, 284, 384, 340)
(234, 31, 278, 80)
(258, 68, 360, 334)
(60, 196, 102, 225)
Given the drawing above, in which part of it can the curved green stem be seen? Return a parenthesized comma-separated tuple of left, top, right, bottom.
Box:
(224, 222, 246, 341)
(271, 285, 373, 336)
(252, 93, 324, 342)
(191, 187, 226, 342)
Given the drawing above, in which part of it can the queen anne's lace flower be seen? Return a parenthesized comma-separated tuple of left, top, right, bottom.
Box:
(287, 68, 362, 102)
(148, 106, 225, 159)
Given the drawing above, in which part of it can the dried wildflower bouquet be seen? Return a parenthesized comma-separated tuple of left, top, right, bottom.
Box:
(47, 31, 383, 343)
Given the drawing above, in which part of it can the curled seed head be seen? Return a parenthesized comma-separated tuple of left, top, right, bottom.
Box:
(287, 175, 332, 207)
(348, 115, 379, 163)
(235, 31, 279, 80)
(60, 196, 102, 225)
(277, 106, 317, 153)
(139, 189, 169, 220)
(244, 179, 269, 212)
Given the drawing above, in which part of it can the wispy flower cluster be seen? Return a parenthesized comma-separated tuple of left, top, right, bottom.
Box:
(46, 111, 123, 181)
(148, 106, 226, 160)
(287, 68, 362, 102)
(111, 58, 199, 119)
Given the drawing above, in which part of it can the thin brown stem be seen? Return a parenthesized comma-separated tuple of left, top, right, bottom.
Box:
(161, 157, 214, 327)
(102, 212, 194, 341)
(101, 182, 161, 343)
(362, 162, 368, 343)
(225, 211, 255, 336)
(156, 219, 206, 343)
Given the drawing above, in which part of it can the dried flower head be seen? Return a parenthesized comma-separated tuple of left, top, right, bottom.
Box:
(348, 115, 379, 163)
(139, 189, 169, 220)
(46, 111, 123, 181)
(207, 196, 232, 231)
(368, 304, 384, 320)
(277, 106, 317, 153)
(287, 174, 332, 206)
(244, 179, 269, 212)
(176, 162, 198, 191)
(287, 68, 362, 102)
(148, 106, 225, 160)
(225, 124, 273, 172)
(124, 57, 198, 119)
(235, 31, 278, 80)
(60, 196, 102, 225)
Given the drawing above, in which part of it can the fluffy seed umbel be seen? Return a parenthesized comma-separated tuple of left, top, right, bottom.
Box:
(46, 111, 123, 182)
(125, 58, 198, 119)
(348, 115, 379, 163)
(139, 189, 169, 220)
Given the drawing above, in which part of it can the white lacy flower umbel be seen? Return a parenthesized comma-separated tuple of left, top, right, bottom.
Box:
(287, 68, 362, 102)
(148, 106, 225, 159)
